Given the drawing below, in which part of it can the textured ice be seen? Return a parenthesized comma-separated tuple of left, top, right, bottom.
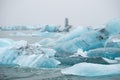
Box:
(0, 38, 14, 47)
(38, 38, 54, 46)
(105, 34, 120, 48)
(87, 48, 120, 59)
(56, 26, 92, 43)
(61, 63, 120, 76)
(105, 18, 120, 35)
(0, 40, 60, 68)
(55, 28, 109, 57)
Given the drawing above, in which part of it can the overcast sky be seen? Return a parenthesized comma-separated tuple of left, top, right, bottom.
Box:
(0, 0, 120, 27)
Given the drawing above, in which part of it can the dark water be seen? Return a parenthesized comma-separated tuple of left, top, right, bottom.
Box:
(0, 65, 120, 80)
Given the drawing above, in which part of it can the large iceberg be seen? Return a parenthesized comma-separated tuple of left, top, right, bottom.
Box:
(55, 28, 109, 57)
(54, 18, 120, 57)
(105, 34, 120, 48)
(0, 38, 14, 47)
(0, 40, 60, 68)
(61, 63, 120, 76)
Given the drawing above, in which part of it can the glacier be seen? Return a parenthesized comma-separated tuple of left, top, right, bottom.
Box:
(61, 63, 120, 76)
(0, 40, 60, 68)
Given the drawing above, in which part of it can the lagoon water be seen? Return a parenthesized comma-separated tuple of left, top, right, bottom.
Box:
(0, 30, 120, 80)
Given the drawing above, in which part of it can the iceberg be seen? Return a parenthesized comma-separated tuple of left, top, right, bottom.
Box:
(0, 38, 14, 47)
(56, 26, 93, 43)
(55, 28, 109, 57)
(86, 48, 120, 59)
(105, 34, 120, 48)
(105, 18, 120, 35)
(0, 40, 60, 68)
(56, 57, 109, 65)
(61, 63, 120, 76)
(40, 25, 60, 32)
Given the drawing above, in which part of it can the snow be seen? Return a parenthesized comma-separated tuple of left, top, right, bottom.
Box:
(61, 63, 120, 76)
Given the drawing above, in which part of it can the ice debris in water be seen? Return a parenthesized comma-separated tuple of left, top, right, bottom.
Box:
(61, 62, 120, 76)
(105, 34, 120, 48)
(0, 40, 60, 68)
(40, 25, 60, 32)
(0, 38, 14, 47)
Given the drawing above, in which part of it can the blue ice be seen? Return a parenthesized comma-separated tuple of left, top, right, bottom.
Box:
(61, 63, 120, 76)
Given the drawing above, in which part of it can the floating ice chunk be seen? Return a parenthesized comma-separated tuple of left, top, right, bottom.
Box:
(13, 54, 60, 68)
(106, 18, 120, 35)
(61, 63, 120, 76)
(40, 25, 60, 32)
(105, 34, 120, 48)
(0, 48, 19, 64)
(57, 57, 109, 65)
(102, 58, 118, 64)
(0, 38, 14, 47)
(87, 48, 120, 59)
(57, 26, 92, 43)
(0, 40, 60, 68)
(55, 28, 109, 57)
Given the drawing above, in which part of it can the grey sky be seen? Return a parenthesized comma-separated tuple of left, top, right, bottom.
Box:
(0, 0, 120, 27)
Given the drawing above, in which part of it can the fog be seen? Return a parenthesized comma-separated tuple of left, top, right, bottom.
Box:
(0, 0, 120, 27)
